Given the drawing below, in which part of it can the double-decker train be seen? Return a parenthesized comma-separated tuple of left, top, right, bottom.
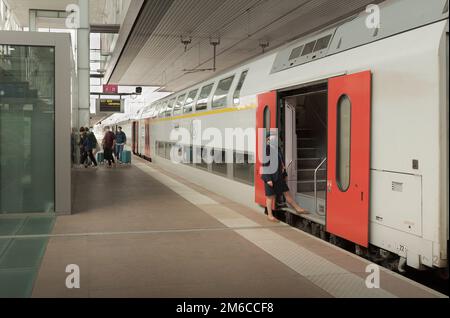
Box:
(103, 0, 449, 277)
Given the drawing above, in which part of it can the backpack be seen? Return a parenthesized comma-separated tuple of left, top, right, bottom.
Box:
(88, 132, 98, 148)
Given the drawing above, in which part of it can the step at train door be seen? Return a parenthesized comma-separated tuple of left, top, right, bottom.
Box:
(255, 91, 277, 206)
(285, 101, 297, 198)
(326, 71, 372, 247)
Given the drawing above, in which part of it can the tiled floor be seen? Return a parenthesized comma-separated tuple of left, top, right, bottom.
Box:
(22, 157, 447, 298)
(0, 215, 55, 297)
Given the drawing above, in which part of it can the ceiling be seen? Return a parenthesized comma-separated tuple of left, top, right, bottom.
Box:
(7, 0, 383, 94)
(108, 0, 382, 92)
(6, 0, 113, 29)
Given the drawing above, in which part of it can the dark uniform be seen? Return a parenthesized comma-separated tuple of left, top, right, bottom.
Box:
(261, 144, 289, 197)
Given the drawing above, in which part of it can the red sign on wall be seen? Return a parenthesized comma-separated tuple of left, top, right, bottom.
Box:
(103, 84, 118, 94)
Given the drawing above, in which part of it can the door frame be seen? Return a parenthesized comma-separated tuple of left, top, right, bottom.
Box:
(255, 91, 278, 206)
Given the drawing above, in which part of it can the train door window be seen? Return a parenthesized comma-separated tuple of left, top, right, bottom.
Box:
(184, 89, 198, 114)
(213, 75, 235, 108)
(233, 70, 248, 106)
(263, 106, 270, 132)
(196, 83, 214, 111)
(173, 94, 186, 116)
(166, 98, 175, 117)
(336, 95, 351, 192)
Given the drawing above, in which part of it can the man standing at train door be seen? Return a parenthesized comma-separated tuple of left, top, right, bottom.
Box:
(115, 126, 127, 163)
(262, 132, 309, 222)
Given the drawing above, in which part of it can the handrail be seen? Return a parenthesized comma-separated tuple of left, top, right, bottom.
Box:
(314, 157, 327, 215)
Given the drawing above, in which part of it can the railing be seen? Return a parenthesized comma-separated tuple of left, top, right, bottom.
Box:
(314, 157, 327, 215)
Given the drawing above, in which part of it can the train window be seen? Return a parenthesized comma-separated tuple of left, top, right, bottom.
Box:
(182, 145, 193, 165)
(166, 98, 175, 117)
(233, 152, 255, 185)
(159, 101, 168, 118)
(336, 95, 351, 192)
(288, 45, 303, 60)
(194, 147, 209, 170)
(211, 149, 227, 176)
(196, 83, 214, 111)
(213, 75, 235, 108)
(233, 71, 248, 106)
(263, 106, 270, 130)
(301, 40, 316, 56)
(313, 34, 332, 52)
(184, 89, 198, 114)
(152, 103, 161, 118)
(173, 94, 186, 116)
(157, 141, 165, 157)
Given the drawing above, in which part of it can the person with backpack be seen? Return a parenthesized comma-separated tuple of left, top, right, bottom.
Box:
(115, 126, 127, 163)
(80, 127, 98, 168)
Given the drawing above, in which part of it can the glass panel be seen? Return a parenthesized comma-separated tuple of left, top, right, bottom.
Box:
(336, 95, 351, 192)
(233, 71, 248, 106)
(211, 149, 227, 176)
(165, 98, 175, 117)
(289, 45, 303, 60)
(0, 45, 55, 213)
(196, 84, 213, 111)
(164, 142, 172, 159)
(184, 89, 198, 113)
(213, 75, 234, 108)
(159, 101, 167, 117)
(173, 94, 185, 116)
(157, 141, 165, 157)
(233, 152, 254, 185)
(263, 106, 270, 130)
(302, 41, 316, 56)
(313, 34, 332, 52)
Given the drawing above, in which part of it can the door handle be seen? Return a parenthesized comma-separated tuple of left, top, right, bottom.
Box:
(327, 181, 332, 193)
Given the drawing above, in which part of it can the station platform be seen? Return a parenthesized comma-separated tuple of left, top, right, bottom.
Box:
(1, 156, 445, 298)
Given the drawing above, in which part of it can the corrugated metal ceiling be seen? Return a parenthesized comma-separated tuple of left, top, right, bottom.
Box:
(110, 0, 383, 92)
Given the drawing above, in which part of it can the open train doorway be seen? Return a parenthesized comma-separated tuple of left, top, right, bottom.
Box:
(279, 82, 328, 223)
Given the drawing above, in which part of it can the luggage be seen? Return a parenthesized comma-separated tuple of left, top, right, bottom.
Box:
(97, 152, 104, 164)
(121, 150, 131, 164)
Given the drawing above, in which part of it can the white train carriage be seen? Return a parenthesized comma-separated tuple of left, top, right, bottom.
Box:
(112, 0, 449, 274)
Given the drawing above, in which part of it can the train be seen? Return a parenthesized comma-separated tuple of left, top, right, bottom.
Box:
(101, 0, 449, 277)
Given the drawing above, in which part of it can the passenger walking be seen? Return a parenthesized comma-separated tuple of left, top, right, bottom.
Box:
(102, 126, 116, 167)
(80, 127, 98, 168)
(78, 127, 87, 167)
(115, 126, 127, 163)
(262, 132, 308, 222)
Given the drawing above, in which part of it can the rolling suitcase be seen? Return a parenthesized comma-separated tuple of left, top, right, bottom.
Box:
(97, 151, 104, 165)
(122, 150, 131, 164)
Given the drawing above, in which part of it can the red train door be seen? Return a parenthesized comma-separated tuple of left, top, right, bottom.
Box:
(145, 119, 151, 158)
(326, 71, 372, 247)
(255, 91, 277, 206)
